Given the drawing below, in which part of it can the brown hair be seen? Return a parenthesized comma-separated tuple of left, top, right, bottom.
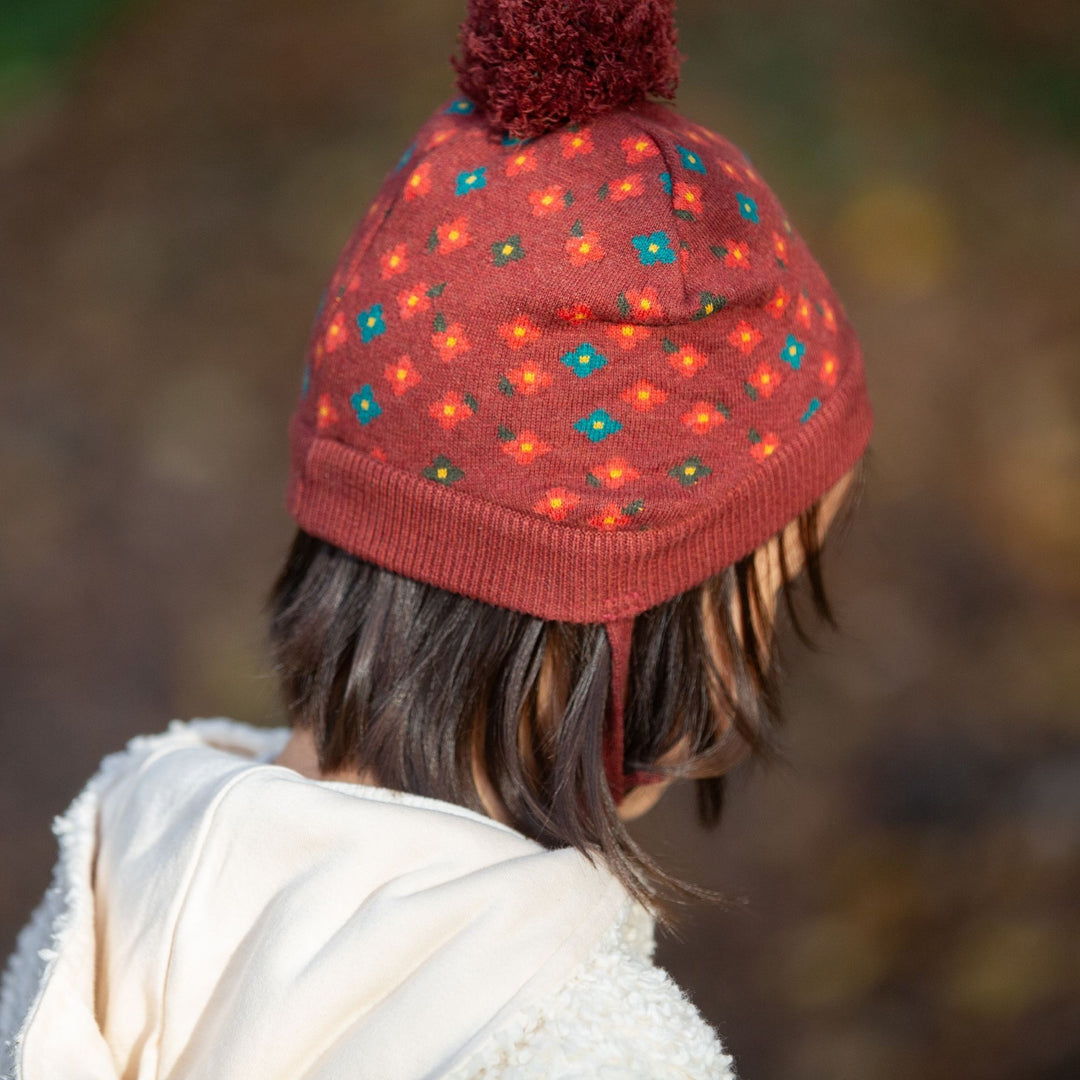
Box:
(266, 453, 869, 922)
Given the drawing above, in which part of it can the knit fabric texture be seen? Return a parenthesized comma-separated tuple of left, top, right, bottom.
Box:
(285, 94, 874, 798)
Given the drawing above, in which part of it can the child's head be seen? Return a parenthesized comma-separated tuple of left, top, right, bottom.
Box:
(272, 0, 874, 913)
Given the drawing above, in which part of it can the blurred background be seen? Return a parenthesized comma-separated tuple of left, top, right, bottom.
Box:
(1, 1, 1078, 1076)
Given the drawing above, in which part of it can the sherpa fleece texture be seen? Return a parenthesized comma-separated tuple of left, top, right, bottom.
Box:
(0, 718, 735, 1079)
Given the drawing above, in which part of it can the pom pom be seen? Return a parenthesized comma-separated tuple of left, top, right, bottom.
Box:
(452, 0, 682, 139)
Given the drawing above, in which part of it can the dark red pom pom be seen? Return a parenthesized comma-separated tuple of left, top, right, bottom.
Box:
(452, 0, 682, 140)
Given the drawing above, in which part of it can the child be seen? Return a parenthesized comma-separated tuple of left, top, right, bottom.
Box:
(0, 0, 874, 1076)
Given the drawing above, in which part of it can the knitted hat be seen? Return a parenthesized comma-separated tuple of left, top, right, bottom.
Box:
(285, 0, 874, 803)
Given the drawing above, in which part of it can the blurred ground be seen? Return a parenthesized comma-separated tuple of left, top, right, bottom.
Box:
(2, 1, 1079, 1077)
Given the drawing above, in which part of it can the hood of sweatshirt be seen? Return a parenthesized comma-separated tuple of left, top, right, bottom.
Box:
(2, 719, 637, 1080)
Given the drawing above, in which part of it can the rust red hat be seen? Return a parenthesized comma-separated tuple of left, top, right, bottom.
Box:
(285, 2, 874, 802)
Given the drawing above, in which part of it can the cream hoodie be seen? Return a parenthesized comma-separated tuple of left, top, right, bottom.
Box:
(0, 719, 735, 1079)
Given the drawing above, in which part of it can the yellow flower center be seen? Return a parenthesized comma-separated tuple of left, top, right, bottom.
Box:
(541, 194, 553, 205)
(685, 192, 695, 202)
(572, 137, 583, 148)
(396, 368, 407, 380)
(621, 326, 633, 336)
(515, 155, 526, 165)
(578, 353, 591, 364)
(502, 243, 513, 255)
(697, 413, 708, 423)
(579, 242, 590, 254)
(446, 336, 457, 348)
(648, 243, 659, 253)
(466, 175, 476, 184)
(328, 324, 339, 336)
(389, 255, 400, 267)
(513, 325, 526, 337)
(592, 420, 603, 429)
(635, 141, 647, 152)
(761, 372, 771, 384)
(684, 465, 695, 475)
(523, 371, 535, 383)
(448, 230, 460, 241)
(620, 182, 632, 192)
(437, 467, 447, 478)
(610, 467, 622, 479)
(604, 515, 616, 526)
(638, 389, 650, 400)
(683, 354, 694, 366)
(407, 295, 418, 307)
(443, 404, 455, 416)
(551, 497, 562, 508)
(521, 442, 533, 453)
(763, 443, 776, 456)
(704, 303, 714, 314)
(360, 400, 369, 410)
(639, 299, 651, 310)
(410, 174, 421, 187)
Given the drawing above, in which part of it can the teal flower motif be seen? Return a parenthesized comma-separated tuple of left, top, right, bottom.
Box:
(659, 171, 672, 195)
(394, 143, 416, 173)
(560, 342, 609, 378)
(736, 192, 759, 222)
(632, 231, 676, 266)
(446, 98, 474, 115)
(357, 303, 386, 343)
(800, 398, 821, 424)
(574, 408, 622, 443)
(455, 166, 487, 196)
(350, 384, 382, 425)
(781, 333, 805, 369)
(676, 145, 707, 173)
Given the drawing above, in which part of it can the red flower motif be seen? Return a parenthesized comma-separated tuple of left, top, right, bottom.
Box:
(719, 160, 742, 181)
(345, 272, 361, 293)
(722, 240, 751, 270)
(672, 181, 703, 217)
(751, 432, 781, 462)
(505, 147, 538, 177)
(425, 128, 455, 151)
(749, 362, 782, 398)
(765, 285, 790, 319)
(820, 352, 839, 387)
(429, 390, 472, 430)
(566, 232, 604, 267)
(669, 344, 709, 378)
(681, 401, 726, 435)
(528, 185, 567, 216)
(606, 323, 651, 350)
(796, 293, 813, 329)
(609, 174, 643, 201)
(596, 458, 639, 489)
(397, 282, 432, 321)
(436, 218, 471, 254)
(380, 243, 408, 280)
(432, 322, 470, 361)
(557, 303, 593, 324)
(588, 503, 631, 530)
(772, 230, 789, 265)
(403, 162, 432, 201)
(370, 446, 388, 462)
(534, 487, 580, 522)
(384, 355, 421, 396)
(508, 365, 553, 394)
(620, 379, 667, 412)
(821, 300, 838, 333)
(621, 134, 658, 164)
(744, 163, 761, 184)
(624, 288, 664, 323)
(315, 393, 339, 431)
(561, 128, 594, 158)
(324, 310, 348, 353)
(503, 430, 551, 465)
(498, 315, 542, 349)
(728, 321, 763, 354)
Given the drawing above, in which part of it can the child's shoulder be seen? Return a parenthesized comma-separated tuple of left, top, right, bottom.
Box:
(447, 899, 736, 1079)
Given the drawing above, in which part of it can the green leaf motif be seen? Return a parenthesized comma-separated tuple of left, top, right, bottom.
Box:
(623, 498, 644, 515)
(743, 381, 757, 401)
(748, 428, 762, 444)
(597, 183, 609, 201)
(427, 282, 447, 298)
(427, 227, 439, 253)
(433, 311, 447, 333)
(463, 392, 478, 412)
(710, 245, 727, 259)
(616, 292, 631, 319)
(497, 424, 515, 442)
(661, 337, 678, 354)
(570, 219, 584, 238)
(498, 375, 514, 397)
(673, 209, 696, 222)
(564, 191, 575, 207)
(585, 472, 601, 487)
